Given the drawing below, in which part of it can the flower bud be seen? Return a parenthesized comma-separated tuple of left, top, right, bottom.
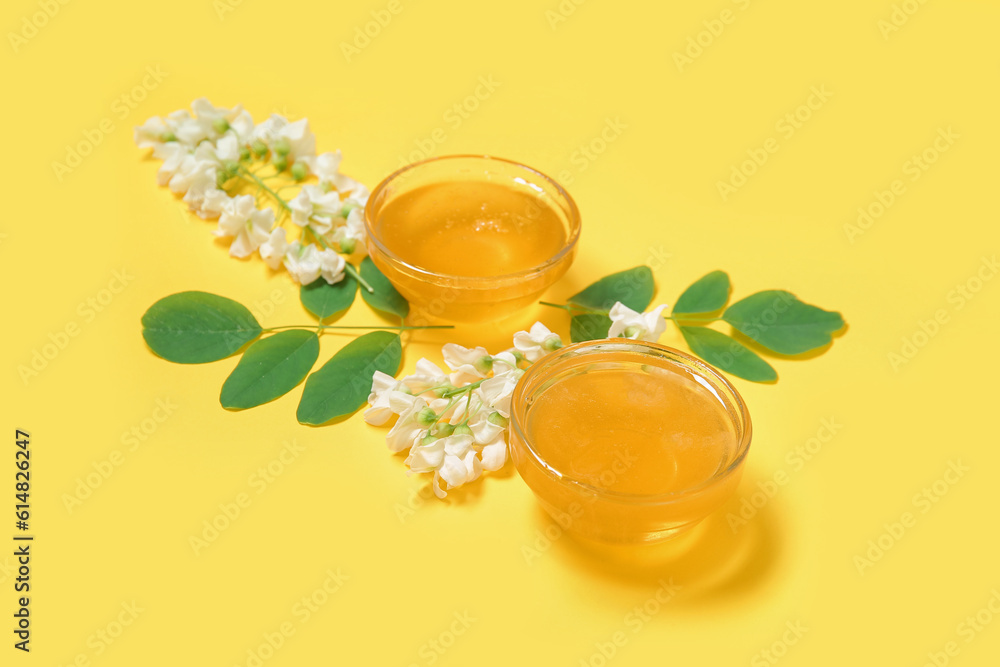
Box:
(290, 161, 308, 181)
(623, 325, 642, 339)
(543, 337, 563, 352)
(430, 423, 455, 438)
(487, 412, 509, 428)
(272, 137, 291, 157)
(251, 140, 268, 157)
(239, 146, 252, 162)
(453, 424, 473, 437)
(339, 238, 357, 255)
(474, 356, 494, 375)
(431, 382, 455, 398)
(338, 203, 359, 217)
(272, 155, 288, 172)
(420, 432, 438, 447)
(417, 407, 438, 426)
(212, 118, 230, 134)
(161, 131, 177, 143)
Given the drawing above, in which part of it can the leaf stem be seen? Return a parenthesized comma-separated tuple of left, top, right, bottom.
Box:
(666, 315, 723, 322)
(539, 301, 607, 315)
(541, 300, 724, 323)
(262, 324, 452, 333)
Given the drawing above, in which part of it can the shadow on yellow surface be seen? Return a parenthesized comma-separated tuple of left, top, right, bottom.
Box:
(538, 472, 784, 607)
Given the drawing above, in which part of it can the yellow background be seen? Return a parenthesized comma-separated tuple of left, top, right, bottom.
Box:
(3, 0, 999, 665)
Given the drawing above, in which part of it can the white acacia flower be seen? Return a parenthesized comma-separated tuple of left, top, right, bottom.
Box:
(364, 371, 408, 426)
(305, 151, 342, 183)
(406, 434, 480, 499)
(278, 118, 316, 159)
(184, 182, 230, 219)
(469, 410, 508, 471)
(252, 115, 316, 160)
(478, 370, 521, 418)
(179, 98, 245, 145)
(386, 395, 434, 453)
(443, 392, 475, 426)
(169, 156, 217, 196)
(252, 114, 287, 145)
(259, 228, 290, 270)
(227, 110, 256, 143)
(289, 185, 343, 235)
(608, 302, 669, 342)
(331, 173, 370, 203)
(283, 241, 345, 285)
(132, 111, 174, 148)
(152, 142, 190, 186)
(329, 207, 367, 255)
(214, 195, 274, 258)
(513, 322, 563, 362)
(283, 241, 321, 285)
(492, 350, 519, 371)
(401, 359, 451, 394)
(215, 134, 240, 162)
(318, 247, 346, 284)
(442, 343, 493, 384)
(134, 119, 167, 149)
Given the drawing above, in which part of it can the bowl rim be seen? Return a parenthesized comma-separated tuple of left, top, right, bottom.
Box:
(363, 154, 581, 287)
(509, 339, 753, 505)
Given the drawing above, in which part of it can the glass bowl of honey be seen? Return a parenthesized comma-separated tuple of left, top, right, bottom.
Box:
(363, 155, 581, 323)
(509, 340, 752, 544)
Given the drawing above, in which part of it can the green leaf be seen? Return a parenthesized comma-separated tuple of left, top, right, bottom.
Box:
(679, 326, 777, 383)
(300, 272, 357, 322)
(141, 291, 262, 364)
(360, 256, 409, 319)
(296, 331, 402, 425)
(568, 266, 654, 312)
(723, 290, 845, 355)
(570, 314, 613, 343)
(220, 330, 320, 410)
(673, 270, 731, 315)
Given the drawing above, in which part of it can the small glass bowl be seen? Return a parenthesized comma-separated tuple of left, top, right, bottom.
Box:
(363, 155, 581, 323)
(509, 340, 752, 544)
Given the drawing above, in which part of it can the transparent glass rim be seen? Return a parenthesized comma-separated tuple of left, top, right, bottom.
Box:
(510, 339, 753, 505)
(363, 154, 581, 288)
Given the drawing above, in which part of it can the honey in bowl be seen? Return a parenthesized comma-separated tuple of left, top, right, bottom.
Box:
(374, 180, 567, 278)
(364, 155, 580, 323)
(509, 340, 752, 544)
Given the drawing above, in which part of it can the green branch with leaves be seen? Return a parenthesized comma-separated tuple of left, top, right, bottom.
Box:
(140, 258, 448, 425)
(543, 266, 846, 382)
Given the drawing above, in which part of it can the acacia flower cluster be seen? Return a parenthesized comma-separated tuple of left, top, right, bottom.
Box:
(365, 322, 565, 498)
(134, 99, 369, 285)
